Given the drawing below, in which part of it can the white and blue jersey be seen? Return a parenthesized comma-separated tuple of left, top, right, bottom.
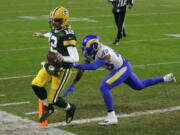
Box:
(84, 44, 127, 71)
(76, 44, 164, 112)
(95, 45, 124, 71)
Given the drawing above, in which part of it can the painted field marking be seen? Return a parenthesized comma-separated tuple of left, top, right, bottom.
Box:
(0, 75, 35, 80)
(0, 37, 180, 53)
(0, 46, 47, 52)
(123, 37, 180, 43)
(48, 105, 180, 127)
(0, 101, 30, 107)
(133, 61, 180, 67)
(25, 109, 58, 115)
(0, 111, 76, 135)
(0, 61, 180, 81)
(18, 16, 97, 22)
(25, 111, 38, 115)
(0, 22, 180, 34)
(0, 94, 5, 97)
(164, 34, 180, 37)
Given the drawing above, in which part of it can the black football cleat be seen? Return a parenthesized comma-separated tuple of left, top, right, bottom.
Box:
(112, 39, 120, 45)
(39, 105, 54, 122)
(65, 104, 76, 123)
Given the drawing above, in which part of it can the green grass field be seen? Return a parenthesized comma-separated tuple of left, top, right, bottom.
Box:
(0, 0, 180, 134)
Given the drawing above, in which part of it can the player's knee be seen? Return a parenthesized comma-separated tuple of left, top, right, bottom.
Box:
(32, 85, 40, 94)
(99, 83, 110, 93)
(32, 85, 39, 91)
(31, 85, 47, 100)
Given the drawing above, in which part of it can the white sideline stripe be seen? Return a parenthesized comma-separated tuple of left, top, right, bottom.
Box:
(0, 37, 180, 53)
(25, 109, 57, 115)
(0, 22, 180, 34)
(48, 106, 180, 127)
(0, 111, 75, 135)
(0, 101, 30, 107)
(0, 94, 5, 97)
(164, 34, 180, 37)
(0, 75, 35, 80)
(0, 47, 47, 52)
(133, 61, 180, 67)
(118, 37, 180, 44)
(0, 47, 48, 52)
(0, 61, 180, 81)
(88, 12, 180, 18)
(25, 111, 38, 115)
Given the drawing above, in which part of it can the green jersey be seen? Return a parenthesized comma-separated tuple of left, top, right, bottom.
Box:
(49, 28, 77, 68)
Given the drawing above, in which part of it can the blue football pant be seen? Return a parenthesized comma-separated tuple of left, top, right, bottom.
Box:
(99, 62, 164, 112)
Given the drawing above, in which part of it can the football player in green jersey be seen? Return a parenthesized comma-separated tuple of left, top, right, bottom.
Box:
(32, 6, 79, 123)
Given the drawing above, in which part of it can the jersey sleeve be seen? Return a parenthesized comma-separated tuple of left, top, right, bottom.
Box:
(63, 29, 77, 47)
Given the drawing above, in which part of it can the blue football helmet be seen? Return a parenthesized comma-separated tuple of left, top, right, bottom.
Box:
(82, 35, 101, 59)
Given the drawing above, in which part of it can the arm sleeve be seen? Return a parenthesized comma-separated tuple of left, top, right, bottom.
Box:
(43, 32, 51, 38)
(75, 59, 106, 70)
(63, 46, 79, 63)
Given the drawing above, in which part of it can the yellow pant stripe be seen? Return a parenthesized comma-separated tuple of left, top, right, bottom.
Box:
(53, 68, 72, 103)
(106, 67, 127, 85)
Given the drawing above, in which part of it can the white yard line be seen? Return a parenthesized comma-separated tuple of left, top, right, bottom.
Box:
(0, 46, 47, 52)
(121, 37, 179, 43)
(164, 34, 180, 38)
(0, 61, 180, 81)
(48, 105, 180, 127)
(133, 61, 180, 67)
(0, 94, 5, 97)
(0, 37, 179, 53)
(25, 111, 38, 115)
(0, 101, 30, 107)
(88, 12, 180, 18)
(0, 75, 35, 80)
(0, 111, 76, 135)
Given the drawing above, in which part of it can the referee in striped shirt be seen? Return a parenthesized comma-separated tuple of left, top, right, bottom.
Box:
(108, 0, 133, 45)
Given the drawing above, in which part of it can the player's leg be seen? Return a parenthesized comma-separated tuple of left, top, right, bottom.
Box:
(124, 72, 176, 90)
(112, 12, 120, 45)
(32, 67, 51, 106)
(48, 68, 76, 123)
(32, 68, 53, 122)
(113, 7, 127, 45)
(98, 66, 130, 125)
(113, 12, 118, 27)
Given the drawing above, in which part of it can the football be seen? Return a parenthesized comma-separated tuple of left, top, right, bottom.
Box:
(47, 51, 63, 67)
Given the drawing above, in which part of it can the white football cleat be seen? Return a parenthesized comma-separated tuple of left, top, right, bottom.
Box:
(163, 73, 177, 83)
(98, 111, 118, 126)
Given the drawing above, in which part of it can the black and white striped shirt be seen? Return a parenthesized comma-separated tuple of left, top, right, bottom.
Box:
(109, 0, 133, 7)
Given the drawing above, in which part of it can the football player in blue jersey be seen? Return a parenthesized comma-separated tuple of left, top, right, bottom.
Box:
(63, 34, 177, 125)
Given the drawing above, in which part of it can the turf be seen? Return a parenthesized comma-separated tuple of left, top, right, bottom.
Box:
(0, 0, 180, 135)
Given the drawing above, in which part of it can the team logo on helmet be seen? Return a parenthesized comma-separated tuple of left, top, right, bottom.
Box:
(82, 35, 101, 59)
(62, 9, 68, 15)
(49, 6, 69, 30)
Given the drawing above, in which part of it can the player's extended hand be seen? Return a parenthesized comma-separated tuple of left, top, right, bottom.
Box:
(33, 32, 44, 38)
(63, 84, 74, 97)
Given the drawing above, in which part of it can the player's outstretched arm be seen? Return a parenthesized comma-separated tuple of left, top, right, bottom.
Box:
(33, 32, 51, 38)
(72, 59, 106, 70)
